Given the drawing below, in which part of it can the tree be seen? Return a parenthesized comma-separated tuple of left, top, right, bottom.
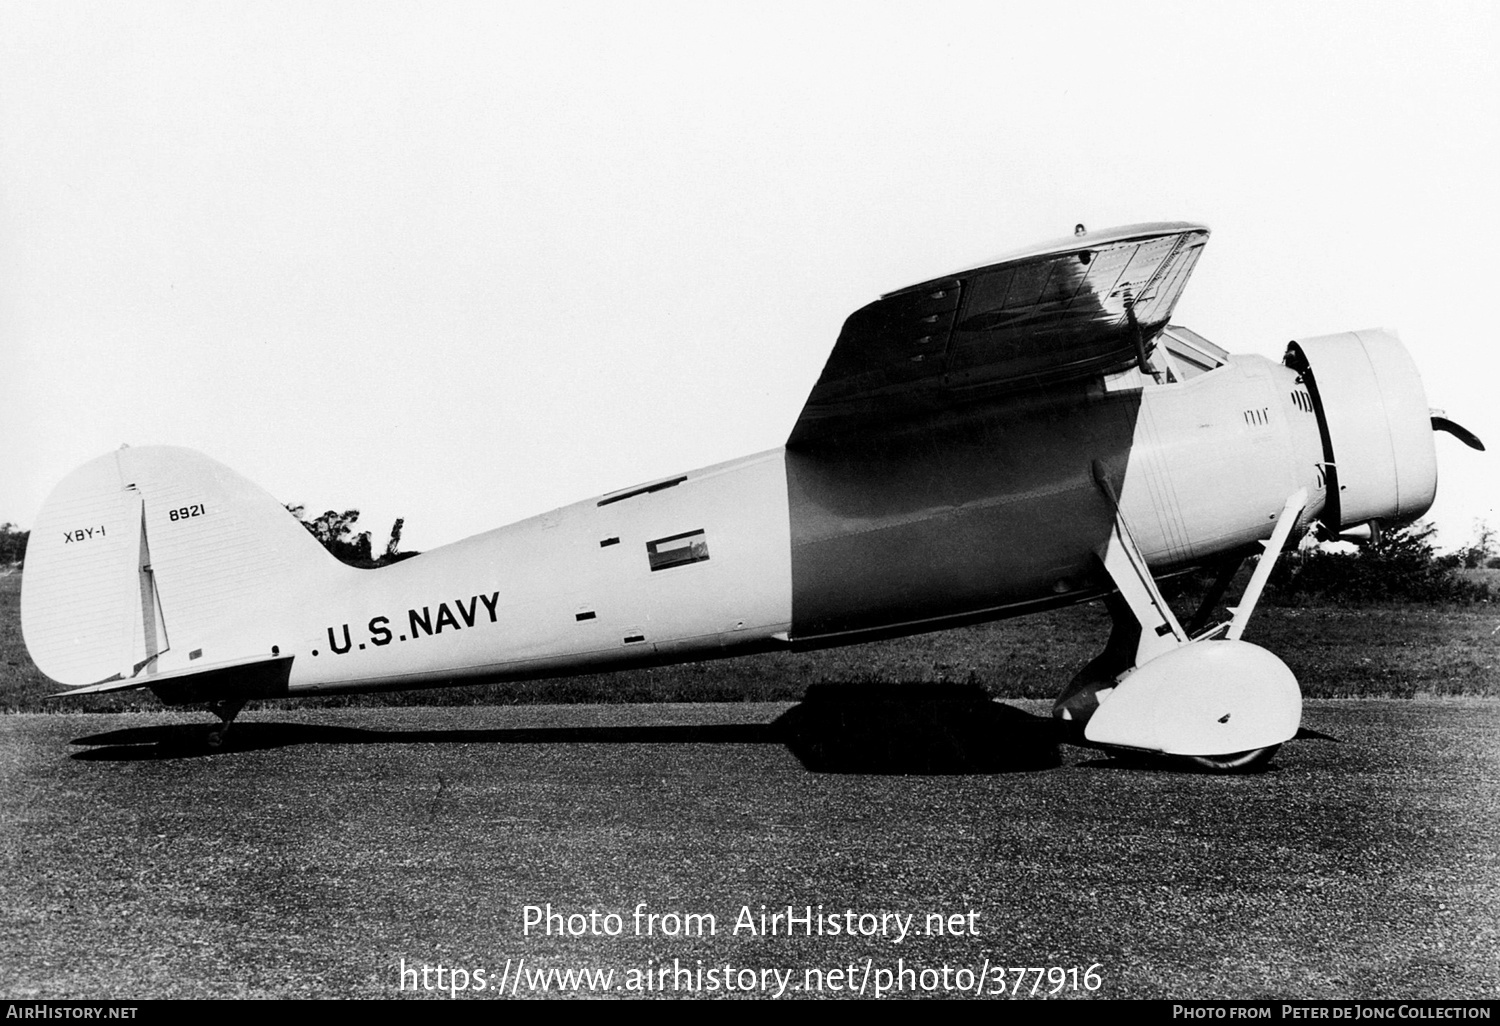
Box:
(285, 506, 416, 568)
(1455, 520, 1500, 570)
(1270, 521, 1491, 603)
(0, 523, 28, 566)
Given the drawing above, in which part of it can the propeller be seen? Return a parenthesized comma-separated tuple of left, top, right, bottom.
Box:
(1430, 410, 1485, 451)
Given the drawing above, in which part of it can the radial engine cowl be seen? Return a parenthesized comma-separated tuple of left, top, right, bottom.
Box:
(1285, 329, 1437, 529)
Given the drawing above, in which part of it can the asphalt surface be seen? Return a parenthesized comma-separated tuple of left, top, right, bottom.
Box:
(1, 697, 1496, 1000)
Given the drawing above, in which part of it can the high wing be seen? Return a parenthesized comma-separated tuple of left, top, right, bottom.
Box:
(789, 222, 1210, 445)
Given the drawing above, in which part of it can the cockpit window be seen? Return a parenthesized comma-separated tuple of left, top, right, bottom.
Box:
(1094, 325, 1228, 393)
(1159, 325, 1229, 379)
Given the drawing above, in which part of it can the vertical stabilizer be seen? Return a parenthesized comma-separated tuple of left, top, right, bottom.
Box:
(23, 446, 350, 687)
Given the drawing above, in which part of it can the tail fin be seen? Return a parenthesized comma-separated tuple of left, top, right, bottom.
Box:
(22, 446, 345, 688)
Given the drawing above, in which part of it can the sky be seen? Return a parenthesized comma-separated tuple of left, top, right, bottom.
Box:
(2, 1, 1496, 554)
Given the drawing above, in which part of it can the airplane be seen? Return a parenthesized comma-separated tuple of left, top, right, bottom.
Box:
(20, 222, 1484, 770)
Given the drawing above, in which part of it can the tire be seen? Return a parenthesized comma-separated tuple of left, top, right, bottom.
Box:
(1182, 744, 1280, 773)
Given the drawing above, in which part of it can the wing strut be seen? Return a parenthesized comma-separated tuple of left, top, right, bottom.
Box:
(1127, 302, 1154, 379)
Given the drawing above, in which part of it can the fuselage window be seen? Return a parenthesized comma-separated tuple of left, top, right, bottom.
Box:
(647, 530, 710, 572)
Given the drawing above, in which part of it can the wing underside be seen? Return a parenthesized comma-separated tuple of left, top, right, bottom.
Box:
(790, 222, 1210, 445)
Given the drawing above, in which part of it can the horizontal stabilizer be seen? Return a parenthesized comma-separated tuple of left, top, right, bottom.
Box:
(50, 652, 294, 703)
(49, 675, 152, 698)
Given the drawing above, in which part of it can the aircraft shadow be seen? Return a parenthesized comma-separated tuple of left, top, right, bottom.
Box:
(777, 683, 1061, 773)
(69, 683, 1062, 775)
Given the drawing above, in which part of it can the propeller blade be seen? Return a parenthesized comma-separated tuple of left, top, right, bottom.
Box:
(1431, 416, 1485, 451)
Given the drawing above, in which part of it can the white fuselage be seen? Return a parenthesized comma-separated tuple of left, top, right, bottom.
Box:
(278, 351, 1332, 696)
(285, 448, 795, 693)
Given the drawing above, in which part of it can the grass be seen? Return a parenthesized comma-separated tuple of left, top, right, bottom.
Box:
(3, 572, 1496, 713)
(1460, 567, 1500, 590)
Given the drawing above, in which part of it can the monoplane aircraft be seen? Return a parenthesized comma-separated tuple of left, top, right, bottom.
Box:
(22, 222, 1482, 769)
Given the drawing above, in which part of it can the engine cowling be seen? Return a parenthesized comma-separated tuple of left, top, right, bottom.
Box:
(1284, 329, 1437, 529)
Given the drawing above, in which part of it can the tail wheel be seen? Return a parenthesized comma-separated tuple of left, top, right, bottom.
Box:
(1183, 744, 1281, 773)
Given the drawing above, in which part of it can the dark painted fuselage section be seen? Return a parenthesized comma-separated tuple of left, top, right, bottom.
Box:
(784, 355, 1326, 643)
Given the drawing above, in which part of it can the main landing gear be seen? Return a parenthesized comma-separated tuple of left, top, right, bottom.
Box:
(1053, 464, 1307, 773)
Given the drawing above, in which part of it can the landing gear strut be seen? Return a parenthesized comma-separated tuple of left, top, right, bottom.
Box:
(1052, 591, 1139, 729)
(205, 697, 246, 749)
(1055, 467, 1308, 771)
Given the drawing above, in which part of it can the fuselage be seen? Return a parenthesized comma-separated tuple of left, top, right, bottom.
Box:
(281, 349, 1330, 696)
